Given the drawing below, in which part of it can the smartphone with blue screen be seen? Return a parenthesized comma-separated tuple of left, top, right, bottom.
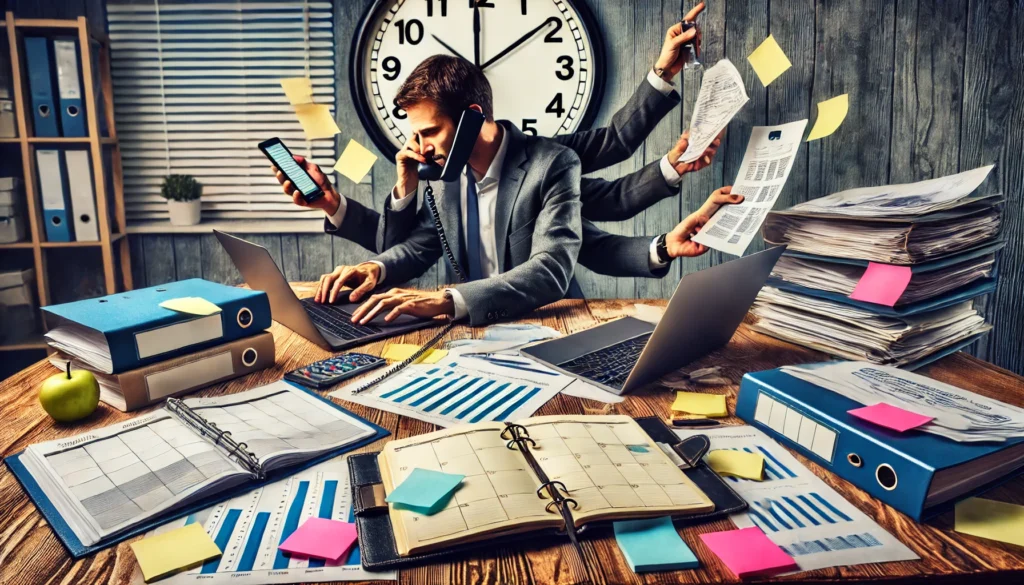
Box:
(259, 137, 324, 203)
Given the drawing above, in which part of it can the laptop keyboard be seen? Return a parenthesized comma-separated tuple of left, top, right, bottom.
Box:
(301, 298, 382, 341)
(557, 333, 652, 390)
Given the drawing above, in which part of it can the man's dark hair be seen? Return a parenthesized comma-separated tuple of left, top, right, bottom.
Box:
(394, 55, 494, 122)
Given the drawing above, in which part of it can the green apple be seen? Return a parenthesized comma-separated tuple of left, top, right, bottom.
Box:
(39, 362, 100, 423)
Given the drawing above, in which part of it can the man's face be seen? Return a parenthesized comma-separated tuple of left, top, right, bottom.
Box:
(406, 101, 457, 165)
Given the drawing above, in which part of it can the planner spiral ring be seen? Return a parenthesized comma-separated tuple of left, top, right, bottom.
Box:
(535, 481, 569, 499)
(349, 321, 456, 395)
(165, 397, 263, 478)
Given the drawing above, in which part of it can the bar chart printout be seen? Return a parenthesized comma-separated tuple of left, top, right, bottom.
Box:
(675, 426, 917, 572)
(130, 458, 395, 584)
(334, 356, 573, 428)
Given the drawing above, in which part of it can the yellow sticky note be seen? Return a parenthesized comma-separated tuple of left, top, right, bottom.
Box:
(671, 391, 728, 417)
(747, 34, 792, 87)
(130, 523, 222, 582)
(334, 139, 378, 183)
(706, 449, 765, 481)
(382, 343, 448, 364)
(955, 498, 1024, 547)
(806, 94, 849, 141)
(159, 297, 222, 316)
(280, 77, 313, 105)
(294, 103, 341, 140)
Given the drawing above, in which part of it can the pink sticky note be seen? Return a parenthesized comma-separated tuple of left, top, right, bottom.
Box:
(849, 262, 912, 307)
(700, 527, 798, 578)
(278, 518, 357, 562)
(849, 402, 933, 432)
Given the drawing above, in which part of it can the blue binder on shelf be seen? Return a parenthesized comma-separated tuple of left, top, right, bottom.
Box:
(53, 38, 86, 137)
(736, 366, 1024, 521)
(36, 149, 73, 242)
(24, 37, 60, 137)
(4, 384, 390, 558)
(42, 278, 273, 374)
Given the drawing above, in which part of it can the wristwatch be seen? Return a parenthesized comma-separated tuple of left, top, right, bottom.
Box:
(655, 233, 672, 264)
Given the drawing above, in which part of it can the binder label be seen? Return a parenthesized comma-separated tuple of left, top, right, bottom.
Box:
(144, 350, 234, 400)
(134, 314, 223, 359)
(753, 392, 837, 463)
(54, 40, 82, 99)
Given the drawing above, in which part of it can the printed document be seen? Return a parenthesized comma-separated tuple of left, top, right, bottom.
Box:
(680, 59, 749, 163)
(692, 119, 808, 255)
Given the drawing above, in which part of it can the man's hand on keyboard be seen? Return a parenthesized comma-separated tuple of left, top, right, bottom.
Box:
(315, 262, 381, 304)
(349, 288, 454, 325)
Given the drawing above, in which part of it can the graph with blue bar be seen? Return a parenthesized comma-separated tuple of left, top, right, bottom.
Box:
(340, 356, 571, 428)
(138, 458, 394, 584)
(748, 491, 854, 533)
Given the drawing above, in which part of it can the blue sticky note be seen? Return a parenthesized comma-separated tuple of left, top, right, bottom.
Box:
(613, 516, 699, 572)
(385, 468, 465, 515)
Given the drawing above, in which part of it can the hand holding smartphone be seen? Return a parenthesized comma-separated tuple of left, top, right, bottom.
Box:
(261, 137, 338, 212)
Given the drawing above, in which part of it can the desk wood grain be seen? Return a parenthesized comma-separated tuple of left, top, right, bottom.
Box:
(3, 290, 1024, 584)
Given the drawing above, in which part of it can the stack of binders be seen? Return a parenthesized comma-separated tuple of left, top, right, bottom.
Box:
(42, 278, 277, 411)
(0, 48, 14, 138)
(0, 266, 38, 344)
(0, 177, 26, 243)
(750, 165, 1002, 370)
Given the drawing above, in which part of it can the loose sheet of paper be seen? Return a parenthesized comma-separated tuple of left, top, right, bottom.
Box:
(334, 139, 378, 183)
(560, 377, 625, 404)
(159, 297, 222, 316)
(294, 103, 340, 140)
(386, 468, 465, 514)
(806, 94, 849, 141)
(848, 263, 912, 306)
(671, 391, 728, 417)
(955, 498, 1024, 547)
(676, 425, 917, 571)
(707, 449, 765, 480)
(382, 344, 448, 364)
(131, 522, 221, 582)
(613, 516, 699, 572)
(747, 34, 792, 87)
(700, 526, 798, 578)
(848, 403, 933, 432)
(692, 119, 808, 256)
(680, 59, 749, 163)
(278, 517, 357, 562)
(280, 77, 313, 105)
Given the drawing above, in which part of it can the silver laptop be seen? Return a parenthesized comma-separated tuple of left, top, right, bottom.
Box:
(214, 230, 432, 350)
(522, 246, 786, 395)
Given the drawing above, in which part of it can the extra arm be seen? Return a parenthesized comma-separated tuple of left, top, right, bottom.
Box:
(578, 220, 671, 279)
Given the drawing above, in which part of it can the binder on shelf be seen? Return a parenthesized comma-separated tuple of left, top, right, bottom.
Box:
(735, 367, 1024, 521)
(25, 37, 60, 137)
(42, 278, 272, 374)
(53, 39, 86, 137)
(36, 149, 73, 242)
(49, 330, 276, 411)
(64, 150, 98, 241)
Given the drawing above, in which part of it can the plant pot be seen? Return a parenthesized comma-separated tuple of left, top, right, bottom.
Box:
(167, 199, 201, 226)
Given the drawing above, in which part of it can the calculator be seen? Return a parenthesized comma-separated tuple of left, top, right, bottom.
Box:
(284, 352, 386, 390)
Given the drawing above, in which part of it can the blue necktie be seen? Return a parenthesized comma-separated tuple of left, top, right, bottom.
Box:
(464, 168, 484, 281)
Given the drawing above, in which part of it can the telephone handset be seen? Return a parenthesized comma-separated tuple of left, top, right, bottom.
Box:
(350, 108, 486, 396)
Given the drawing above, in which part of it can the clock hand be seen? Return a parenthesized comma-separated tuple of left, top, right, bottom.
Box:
(473, 2, 481, 66)
(480, 17, 558, 71)
(431, 34, 470, 62)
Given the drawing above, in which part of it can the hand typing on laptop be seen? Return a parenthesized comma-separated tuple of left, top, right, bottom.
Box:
(314, 262, 381, 304)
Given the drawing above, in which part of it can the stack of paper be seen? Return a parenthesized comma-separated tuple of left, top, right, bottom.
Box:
(752, 166, 1002, 367)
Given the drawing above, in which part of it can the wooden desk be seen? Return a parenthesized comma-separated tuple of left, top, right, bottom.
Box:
(3, 289, 1024, 584)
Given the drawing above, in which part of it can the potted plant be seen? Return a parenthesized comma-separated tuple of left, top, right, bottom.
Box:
(161, 174, 202, 226)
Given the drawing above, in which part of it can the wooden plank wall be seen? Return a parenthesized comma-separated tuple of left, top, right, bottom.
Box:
(4, 0, 1022, 377)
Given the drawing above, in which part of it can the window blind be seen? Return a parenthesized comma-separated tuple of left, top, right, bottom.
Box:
(107, 1, 336, 224)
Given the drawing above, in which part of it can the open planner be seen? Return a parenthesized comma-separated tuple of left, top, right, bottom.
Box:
(349, 415, 748, 569)
(5, 381, 388, 557)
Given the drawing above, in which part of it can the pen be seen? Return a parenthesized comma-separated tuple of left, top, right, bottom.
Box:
(670, 418, 721, 428)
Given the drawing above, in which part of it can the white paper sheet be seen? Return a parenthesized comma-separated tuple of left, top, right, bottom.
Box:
(680, 59, 749, 163)
(692, 119, 808, 256)
(676, 425, 918, 571)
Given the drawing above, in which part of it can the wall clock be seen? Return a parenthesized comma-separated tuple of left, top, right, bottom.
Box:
(351, 0, 606, 158)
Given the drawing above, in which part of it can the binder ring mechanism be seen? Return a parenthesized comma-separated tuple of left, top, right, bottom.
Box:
(167, 398, 264, 479)
(501, 423, 536, 451)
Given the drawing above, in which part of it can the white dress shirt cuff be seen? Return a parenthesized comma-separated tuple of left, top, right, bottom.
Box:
(369, 261, 387, 283)
(659, 154, 683, 187)
(389, 187, 417, 212)
(325, 194, 349, 228)
(647, 69, 676, 96)
(446, 288, 468, 320)
(650, 236, 669, 269)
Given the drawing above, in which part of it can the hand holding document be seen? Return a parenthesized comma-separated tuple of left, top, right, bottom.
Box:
(679, 59, 749, 163)
(692, 119, 808, 256)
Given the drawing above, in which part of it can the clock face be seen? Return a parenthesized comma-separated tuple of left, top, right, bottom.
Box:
(352, 0, 605, 157)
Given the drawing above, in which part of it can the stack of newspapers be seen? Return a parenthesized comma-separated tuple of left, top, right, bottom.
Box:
(752, 165, 1002, 369)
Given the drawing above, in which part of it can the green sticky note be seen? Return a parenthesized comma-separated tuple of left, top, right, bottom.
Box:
(386, 468, 464, 515)
(614, 516, 699, 572)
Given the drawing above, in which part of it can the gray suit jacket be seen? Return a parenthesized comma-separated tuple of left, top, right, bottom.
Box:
(325, 76, 681, 278)
(371, 122, 582, 326)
